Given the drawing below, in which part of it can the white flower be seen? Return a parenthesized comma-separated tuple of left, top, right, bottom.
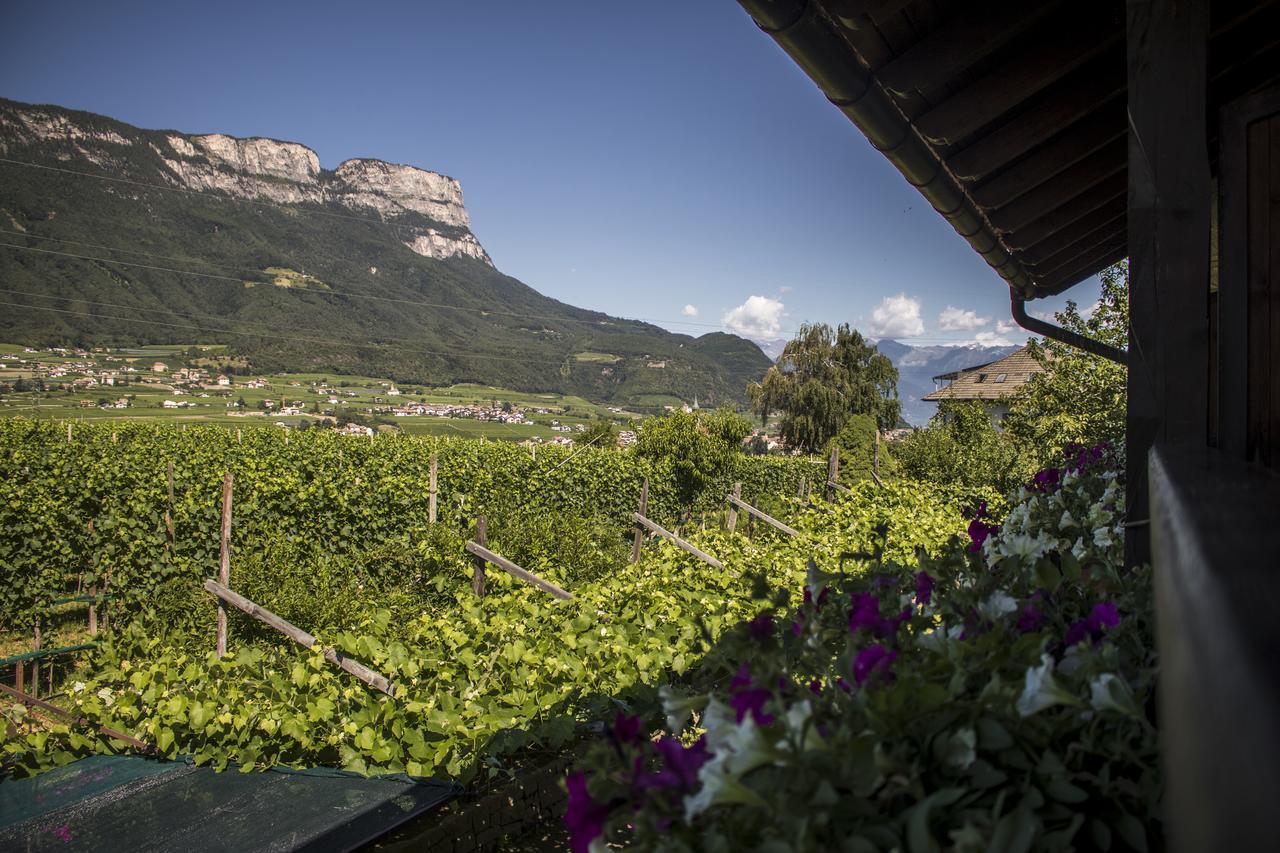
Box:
(684, 704, 776, 821)
(1059, 510, 1077, 529)
(980, 592, 1019, 621)
(941, 727, 977, 770)
(918, 623, 963, 653)
(72, 681, 86, 693)
(1071, 537, 1087, 560)
(659, 686, 705, 734)
(96, 687, 115, 707)
(1089, 673, 1142, 718)
(1016, 654, 1081, 717)
(1092, 526, 1113, 549)
(998, 533, 1050, 564)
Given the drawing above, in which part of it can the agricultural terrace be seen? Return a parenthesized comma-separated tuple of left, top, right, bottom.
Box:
(0, 420, 1155, 849)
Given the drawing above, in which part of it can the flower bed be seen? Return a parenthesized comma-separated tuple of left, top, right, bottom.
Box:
(569, 445, 1160, 852)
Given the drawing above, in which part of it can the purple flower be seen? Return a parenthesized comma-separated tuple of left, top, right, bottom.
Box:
(728, 663, 774, 725)
(747, 611, 775, 640)
(1065, 601, 1122, 647)
(791, 620, 803, 637)
(968, 518, 1000, 552)
(836, 677, 852, 693)
(1016, 603, 1045, 634)
(848, 593, 910, 637)
(1031, 467, 1062, 493)
(612, 713, 642, 746)
(914, 572, 935, 606)
(804, 587, 830, 611)
(808, 679, 823, 695)
(852, 644, 899, 687)
(565, 772, 612, 853)
(638, 737, 709, 791)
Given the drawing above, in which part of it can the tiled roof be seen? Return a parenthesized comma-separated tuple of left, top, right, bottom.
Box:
(921, 345, 1044, 401)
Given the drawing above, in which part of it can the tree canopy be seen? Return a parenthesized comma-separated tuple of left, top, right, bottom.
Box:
(748, 323, 899, 452)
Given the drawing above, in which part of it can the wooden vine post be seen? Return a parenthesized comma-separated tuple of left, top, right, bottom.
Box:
(631, 477, 649, 563)
(726, 493, 801, 538)
(216, 472, 233, 658)
(86, 517, 98, 637)
(428, 453, 438, 524)
(66, 422, 72, 443)
(631, 513, 728, 573)
(798, 478, 808, 499)
(464, 540, 573, 601)
(725, 482, 742, 533)
(826, 446, 840, 499)
(471, 515, 487, 598)
(30, 616, 40, 699)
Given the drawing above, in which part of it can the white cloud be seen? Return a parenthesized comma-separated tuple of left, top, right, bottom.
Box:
(937, 306, 991, 331)
(722, 295, 787, 339)
(973, 330, 1014, 346)
(1030, 309, 1057, 323)
(1080, 300, 1101, 321)
(995, 320, 1015, 334)
(681, 304, 699, 317)
(868, 294, 925, 339)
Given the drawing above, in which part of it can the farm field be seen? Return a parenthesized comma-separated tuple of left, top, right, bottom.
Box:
(0, 345, 650, 441)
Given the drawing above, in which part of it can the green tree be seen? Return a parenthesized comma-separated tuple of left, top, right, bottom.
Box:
(575, 419, 618, 448)
(895, 401, 1032, 498)
(635, 408, 752, 508)
(1005, 261, 1129, 463)
(826, 413, 898, 484)
(748, 323, 899, 452)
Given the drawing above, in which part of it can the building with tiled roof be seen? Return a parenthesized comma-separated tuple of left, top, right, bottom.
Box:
(922, 345, 1044, 422)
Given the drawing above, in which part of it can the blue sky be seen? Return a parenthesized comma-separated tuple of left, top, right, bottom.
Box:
(0, 0, 1098, 348)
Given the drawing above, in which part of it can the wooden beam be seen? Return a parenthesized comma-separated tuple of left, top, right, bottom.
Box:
(216, 472, 232, 659)
(915, 16, 1120, 146)
(1020, 212, 1128, 270)
(969, 100, 1125, 207)
(631, 512, 726, 572)
(875, 0, 1061, 100)
(727, 495, 801, 538)
(1126, 0, 1211, 566)
(1004, 174, 1126, 248)
(725, 482, 741, 533)
(827, 479, 853, 495)
(203, 580, 395, 696)
(630, 477, 649, 563)
(1032, 232, 1128, 285)
(988, 138, 1126, 233)
(464, 541, 573, 601)
(471, 516, 487, 598)
(1008, 192, 1126, 255)
(1036, 244, 1129, 297)
(0, 683, 150, 751)
(947, 53, 1124, 181)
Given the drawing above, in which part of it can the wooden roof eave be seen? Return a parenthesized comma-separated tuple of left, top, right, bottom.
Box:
(737, 0, 1039, 299)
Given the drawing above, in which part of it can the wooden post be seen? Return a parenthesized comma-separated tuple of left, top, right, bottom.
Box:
(631, 477, 649, 563)
(112, 430, 118, 443)
(725, 482, 741, 533)
(87, 583, 98, 637)
(66, 422, 71, 443)
(165, 460, 175, 542)
(464, 541, 574, 601)
(202, 581, 395, 696)
(31, 617, 40, 699)
(472, 515, 487, 598)
(428, 453, 438, 524)
(216, 472, 233, 657)
(825, 446, 840, 499)
(632, 512, 729, 573)
(798, 478, 807, 499)
(236, 428, 242, 444)
(1125, 0, 1210, 565)
(874, 430, 880, 478)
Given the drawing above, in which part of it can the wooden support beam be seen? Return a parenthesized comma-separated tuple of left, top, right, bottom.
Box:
(631, 512, 727, 572)
(1005, 176, 1126, 248)
(1021, 213, 1128, 270)
(464, 541, 573, 601)
(0, 683, 150, 750)
(727, 495, 800, 538)
(825, 446, 840, 500)
(202, 580, 395, 696)
(1037, 244, 1130, 298)
(988, 138, 1127, 233)
(216, 472, 232, 658)
(876, 0, 1060, 101)
(1010, 195, 1127, 258)
(916, 18, 1120, 147)
(471, 516, 487, 598)
(428, 453, 438, 524)
(947, 54, 1124, 181)
(827, 479, 853, 495)
(630, 477, 649, 563)
(725, 482, 741, 533)
(1126, 0, 1211, 566)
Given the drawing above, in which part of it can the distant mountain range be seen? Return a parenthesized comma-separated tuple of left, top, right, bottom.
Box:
(0, 98, 770, 409)
(750, 335, 1023, 427)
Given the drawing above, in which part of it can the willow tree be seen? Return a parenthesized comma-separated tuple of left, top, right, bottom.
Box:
(748, 323, 900, 452)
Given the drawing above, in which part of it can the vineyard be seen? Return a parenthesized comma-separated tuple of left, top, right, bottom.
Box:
(0, 420, 962, 781)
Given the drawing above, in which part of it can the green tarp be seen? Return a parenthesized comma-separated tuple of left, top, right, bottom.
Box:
(0, 755, 460, 852)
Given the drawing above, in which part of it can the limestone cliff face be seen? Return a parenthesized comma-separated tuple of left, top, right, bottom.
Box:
(1, 102, 492, 265)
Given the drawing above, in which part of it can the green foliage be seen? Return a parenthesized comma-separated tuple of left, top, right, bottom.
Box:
(574, 419, 618, 447)
(574, 449, 1159, 852)
(1005, 262, 1129, 465)
(826, 413, 898, 484)
(894, 401, 1033, 501)
(749, 323, 900, 449)
(634, 409, 753, 509)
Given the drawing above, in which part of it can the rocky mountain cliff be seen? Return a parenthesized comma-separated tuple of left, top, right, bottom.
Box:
(0, 98, 770, 406)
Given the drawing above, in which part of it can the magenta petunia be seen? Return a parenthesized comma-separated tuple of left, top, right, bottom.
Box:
(1065, 601, 1123, 647)
(638, 736, 709, 791)
(791, 620, 803, 637)
(564, 772, 612, 853)
(852, 644, 898, 687)
(809, 679, 823, 695)
(914, 571, 935, 606)
(836, 677, 852, 693)
(1016, 603, 1045, 634)
(1031, 467, 1062, 493)
(612, 712, 643, 746)
(728, 663, 774, 725)
(747, 611, 775, 640)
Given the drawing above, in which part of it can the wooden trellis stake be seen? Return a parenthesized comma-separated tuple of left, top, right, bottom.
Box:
(216, 472, 233, 658)
(464, 540, 573, 601)
(632, 512, 729, 573)
(428, 453, 438, 524)
(825, 446, 840, 499)
(630, 477, 649, 563)
(725, 482, 741, 533)
(798, 478, 808, 499)
(727, 494, 801, 538)
(471, 516, 487, 597)
(827, 478, 853, 496)
(203, 581, 395, 696)
(66, 423, 72, 443)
